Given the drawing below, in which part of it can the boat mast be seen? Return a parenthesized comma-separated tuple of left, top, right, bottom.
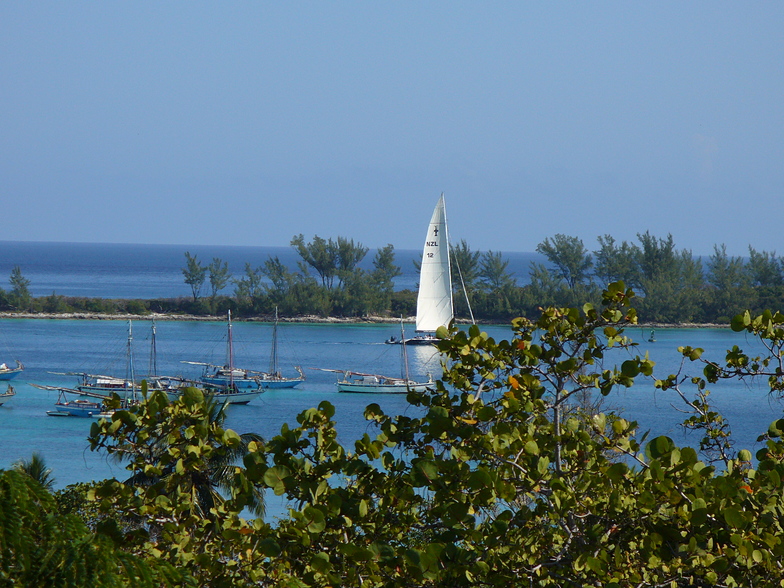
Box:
(269, 307, 279, 376)
(126, 320, 136, 401)
(148, 318, 158, 377)
(400, 318, 411, 383)
(227, 310, 234, 387)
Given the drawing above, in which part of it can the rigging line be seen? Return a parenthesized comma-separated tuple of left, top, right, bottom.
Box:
(452, 253, 476, 325)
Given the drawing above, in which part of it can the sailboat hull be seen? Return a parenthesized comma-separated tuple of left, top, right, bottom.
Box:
(337, 381, 431, 394)
(336, 373, 432, 394)
(166, 387, 263, 405)
(386, 335, 439, 346)
(258, 377, 304, 389)
(200, 375, 261, 390)
(0, 362, 23, 381)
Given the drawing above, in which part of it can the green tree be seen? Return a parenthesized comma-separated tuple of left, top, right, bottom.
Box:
(0, 469, 176, 586)
(706, 244, 754, 321)
(13, 452, 55, 492)
(291, 234, 338, 289)
(207, 257, 231, 301)
(593, 234, 640, 287)
(116, 394, 266, 519)
(88, 387, 269, 585)
(9, 265, 31, 310)
(478, 250, 515, 292)
(747, 246, 782, 287)
(292, 234, 369, 291)
(182, 251, 207, 302)
(234, 262, 264, 306)
(536, 233, 593, 289)
(368, 244, 401, 313)
(475, 250, 517, 318)
(449, 239, 481, 292)
(335, 236, 369, 289)
(76, 289, 784, 586)
(636, 231, 678, 286)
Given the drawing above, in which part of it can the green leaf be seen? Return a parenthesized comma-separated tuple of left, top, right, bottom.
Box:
(310, 551, 331, 573)
(722, 506, 746, 529)
(303, 505, 327, 533)
(730, 311, 751, 332)
(263, 465, 291, 495)
(620, 360, 639, 377)
(524, 440, 540, 455)
(606, 462, 627, 482)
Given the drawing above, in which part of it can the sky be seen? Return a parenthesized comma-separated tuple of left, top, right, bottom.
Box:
(1, 3, 782, 256)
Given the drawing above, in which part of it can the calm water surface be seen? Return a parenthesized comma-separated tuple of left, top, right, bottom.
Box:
(0, 319, 781, 496)
(0, 241, 544, 299)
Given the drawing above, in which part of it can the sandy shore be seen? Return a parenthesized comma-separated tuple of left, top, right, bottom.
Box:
(0, 311, 404, 323)
(0, 311, 728, 329)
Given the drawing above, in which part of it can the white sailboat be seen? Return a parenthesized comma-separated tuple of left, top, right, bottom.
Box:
(388, 193, 453, 346)
(329, 321, 433, 394)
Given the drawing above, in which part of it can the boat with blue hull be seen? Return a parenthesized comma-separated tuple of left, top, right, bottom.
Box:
(257, 309, 305, 389)
(186, 311, 262, 392)
(0, 360, 24, 381)
(34, 386, 107, 417)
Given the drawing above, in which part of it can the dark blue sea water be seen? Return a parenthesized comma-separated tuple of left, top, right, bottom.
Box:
(0, 241, 545, 299)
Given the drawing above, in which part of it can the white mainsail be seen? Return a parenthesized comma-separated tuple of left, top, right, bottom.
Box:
(415, 194, 453, 333)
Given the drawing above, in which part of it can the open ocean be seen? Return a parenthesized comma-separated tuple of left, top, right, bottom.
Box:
(0, 240, 545, 299)
(0, 241, 781, 519)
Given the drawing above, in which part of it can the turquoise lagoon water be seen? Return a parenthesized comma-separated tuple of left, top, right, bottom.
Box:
(0, 318, 781, 495)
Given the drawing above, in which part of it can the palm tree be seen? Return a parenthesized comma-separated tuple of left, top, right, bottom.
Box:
(13, 452, 55, 492)
(120, 394, 266, 518)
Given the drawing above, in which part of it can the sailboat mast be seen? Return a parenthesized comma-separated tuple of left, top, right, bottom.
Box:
(400, 319, 411, 383)
(227, 310, 234, 386)
(126, 320, 136, 400)
(269, 307, 279, 375)
(149, 318, 158, 377)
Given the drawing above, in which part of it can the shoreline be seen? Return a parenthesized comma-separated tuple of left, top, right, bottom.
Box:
(0, 311, 729, 329)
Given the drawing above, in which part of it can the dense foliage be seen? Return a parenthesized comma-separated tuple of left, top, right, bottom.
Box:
(6, 284, 784, 585)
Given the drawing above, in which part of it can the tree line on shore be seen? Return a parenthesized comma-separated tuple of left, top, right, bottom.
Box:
(5, 288, 784, 585)
(2, 232, 784, 324)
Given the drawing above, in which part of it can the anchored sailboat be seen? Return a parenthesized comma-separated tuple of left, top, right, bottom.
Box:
(323, 320, 433, 394)
(256, 308, 305, 389)
(177, 311, 264, 405)
(186, 311, 262, 392)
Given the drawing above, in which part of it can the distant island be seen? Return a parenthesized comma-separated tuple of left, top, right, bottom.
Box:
(0, 231, 781, 326)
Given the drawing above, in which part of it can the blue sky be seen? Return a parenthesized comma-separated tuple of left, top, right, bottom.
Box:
(1, 3, 782, 256)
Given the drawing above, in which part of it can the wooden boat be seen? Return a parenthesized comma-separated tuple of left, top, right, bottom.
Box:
(335, 371, 433, 394)
(257, 308, 305, 389)
(39, 387, 106, 418)
(163, 376, 263, 405)
(324, 321, 433, 394)
(0, 384, 16, 406)
(186, 311, 262, 391)
(55, 320, 144, 400)
(0, 360, 24, 381)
